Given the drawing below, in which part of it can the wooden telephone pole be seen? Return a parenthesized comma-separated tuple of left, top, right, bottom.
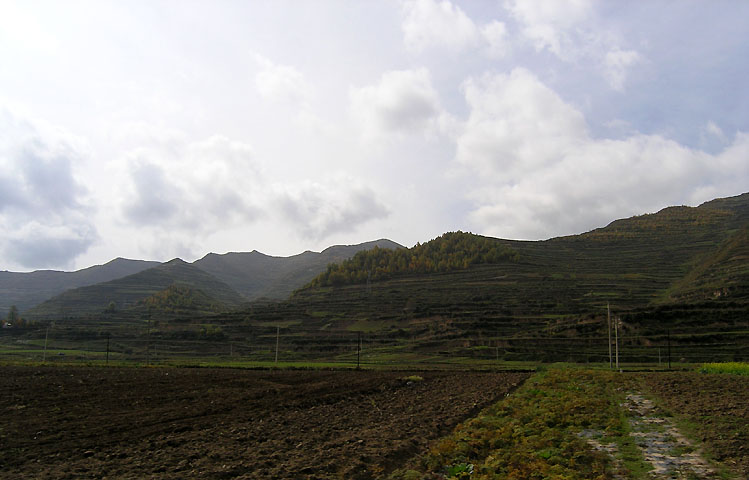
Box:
(356, 332, 361, 370)
(614, 315, 620, 370)
(275, 326, 280, 364)
(607, 303, 612, 369)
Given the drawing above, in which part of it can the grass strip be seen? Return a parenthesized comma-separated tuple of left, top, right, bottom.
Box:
(389, 367, 649, 479)
(698, 362, 749, 375)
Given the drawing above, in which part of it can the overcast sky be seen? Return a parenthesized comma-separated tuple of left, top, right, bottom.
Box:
(1, 0, 748, 272)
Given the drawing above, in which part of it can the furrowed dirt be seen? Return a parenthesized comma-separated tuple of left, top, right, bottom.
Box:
(636, 371, 749, 479)
(0, 367, 528, 479)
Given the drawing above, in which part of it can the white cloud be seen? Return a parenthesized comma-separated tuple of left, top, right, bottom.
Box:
(0, 1, 59, 54)
(254, 54, 311, 105)
(504, 0, 644, 91)
(401, 0, 480, 52)
(0, 107, 97, 269)
(349, 68, 446, 139)
(273, 177, 389, 240)
(481, 20, 510, 59)
(400, 0, 513, 58)
(116, 127, 392, 254)
(505, 0, 593, 57)
(4, 221, 96, 270)
(457, 69, 749, 240)
(705, 121, 725, 141)
(120, 133, 262, 236)
(458, 68, 587, 179)
(604, 48, 642, 91)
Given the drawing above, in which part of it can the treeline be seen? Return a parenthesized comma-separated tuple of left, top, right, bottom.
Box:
(307, 232, 518, 288)
(137, 284, 224, 314)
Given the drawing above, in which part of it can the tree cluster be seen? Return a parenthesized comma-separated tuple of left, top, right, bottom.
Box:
(138, 284, 223, 314)
(307, 231, 518, 288)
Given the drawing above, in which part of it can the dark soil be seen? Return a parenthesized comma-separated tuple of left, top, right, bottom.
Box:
(0, 366, 528, 479)
(637, 371, 749, 478)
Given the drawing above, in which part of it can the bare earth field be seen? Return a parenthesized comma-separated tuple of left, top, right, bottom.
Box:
(0, 367, 528, 479)
(636, 372, 749, 479)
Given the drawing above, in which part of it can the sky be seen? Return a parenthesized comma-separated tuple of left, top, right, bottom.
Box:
(1, 0, 748, 272)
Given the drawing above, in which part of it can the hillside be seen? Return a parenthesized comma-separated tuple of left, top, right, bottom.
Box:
(25, 259, 245, 319)
(663, 225, 749, 302)
(193, 239, 403, 300)
(4, 194, 747, 364)
(306, 233, 517, 287)
(205, 192, 749, 363)
(133, 284, 228, 317)
(0, 258, 160, 315)
(298, 194, 749, 308)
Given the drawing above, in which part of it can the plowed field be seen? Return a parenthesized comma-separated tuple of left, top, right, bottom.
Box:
(637, 371, 749, 478)
(0, 367, 528, 479)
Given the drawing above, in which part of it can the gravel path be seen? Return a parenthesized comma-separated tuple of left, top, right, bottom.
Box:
(623, 393, 719, 479)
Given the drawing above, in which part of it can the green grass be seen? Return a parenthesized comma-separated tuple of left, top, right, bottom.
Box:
(389, 367, 650, 479)
(698, 362, 749, 375)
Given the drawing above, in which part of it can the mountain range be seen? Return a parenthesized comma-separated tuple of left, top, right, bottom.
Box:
(220, 192, 747, 362)
(2, 239, 402, 318)
(3, 192, 747, 362)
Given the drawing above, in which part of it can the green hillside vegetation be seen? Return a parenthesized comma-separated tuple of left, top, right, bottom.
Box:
(3, 193, 747, 365)
(206, 192, 748, 363)
(135, 284, 226, 316)
(306, 232, 518, 287)
(663, 225, 749, 303)
(25, 259, 245, 319)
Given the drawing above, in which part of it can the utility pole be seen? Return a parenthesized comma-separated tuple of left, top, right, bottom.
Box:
(607, 303, 612, 369)
(146, 317, 151, 366)
(356, 332, 361, 370)
(615, 316, 620, 370)
(275, 326, 280, 364)
(106, 333, 110, 365)
(667, 329, 671, 370)
(43, 326, 49, 362)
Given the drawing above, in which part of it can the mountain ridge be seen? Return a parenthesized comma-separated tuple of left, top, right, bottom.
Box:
(4, 193, 747, 363)
(25, 258, 245, 319)
(193, 239, 403, 300)
(9, 239, 404, 318)
(0, 258, 161, 315)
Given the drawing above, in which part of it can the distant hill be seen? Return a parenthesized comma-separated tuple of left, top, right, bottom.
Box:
(4, 194, 747, 363)
(218, 192, 749, 362)
(0, 258, 160, 316)
(193, 239, 403, 300)
(2, 239, 403, 318)
(25, 259, 245, 319)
